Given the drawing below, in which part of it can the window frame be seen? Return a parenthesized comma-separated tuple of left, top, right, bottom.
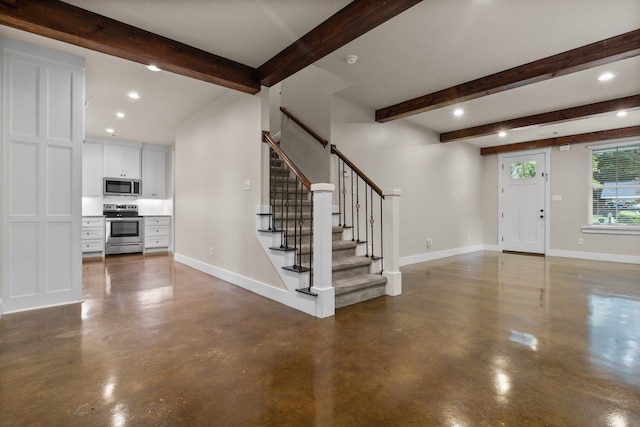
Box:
(583, 140, 640, 235)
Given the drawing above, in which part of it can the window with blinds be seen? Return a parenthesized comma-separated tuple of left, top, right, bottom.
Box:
(591, 142, 640, 225)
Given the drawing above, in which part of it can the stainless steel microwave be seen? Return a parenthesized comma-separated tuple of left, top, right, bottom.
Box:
(103, 178, 141, 197)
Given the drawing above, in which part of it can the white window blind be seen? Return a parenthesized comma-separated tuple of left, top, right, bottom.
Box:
(591, 142, 640, 226)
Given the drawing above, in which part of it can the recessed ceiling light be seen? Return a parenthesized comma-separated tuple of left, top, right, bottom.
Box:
(116, 112, 125, 118)
(453, 108, 464, 117)
(128, 91, 140, 99)
(598, 72, 614, 82)
(498, 131, 507, 138)
(147, 65, 161, 72)
(616, 110, 627, 117)
(106, 128, 115, 134)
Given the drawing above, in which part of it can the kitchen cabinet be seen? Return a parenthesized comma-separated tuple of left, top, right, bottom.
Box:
(144, 216, 171, 252)
(104, 143, 141, 179)
(142, 147, 167, 199)
(82, 216, 105, 257)
(82, 141, 104, 196)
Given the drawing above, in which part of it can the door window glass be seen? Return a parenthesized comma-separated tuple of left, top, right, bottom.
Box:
(510, 161, 536, 179)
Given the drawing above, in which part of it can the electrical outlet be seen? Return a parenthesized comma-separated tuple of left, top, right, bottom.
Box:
(578, 239, 584, 245)
(426, 238, 432, 247)
(209, 246, 214, 256)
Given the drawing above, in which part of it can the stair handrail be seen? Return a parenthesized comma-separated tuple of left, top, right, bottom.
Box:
(263, 131, 312, 191)
(280, 107, 328, 148)
(330, 144, 384, 198)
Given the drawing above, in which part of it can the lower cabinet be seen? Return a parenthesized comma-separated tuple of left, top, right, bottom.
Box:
(144, 216, 171, 253)
(82, 216, 105, 258)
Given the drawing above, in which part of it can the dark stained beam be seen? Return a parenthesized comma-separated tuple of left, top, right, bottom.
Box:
(480, 126, 640, 156)
(376, 29, 640, 122)
(0, 0, 18, 8)
(0, 0, 260, 94)
(441, 95, 640, 142)
(258, 0, 423, 87)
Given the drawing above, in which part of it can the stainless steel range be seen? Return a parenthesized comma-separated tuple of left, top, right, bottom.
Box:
(103, 204, 144, 255)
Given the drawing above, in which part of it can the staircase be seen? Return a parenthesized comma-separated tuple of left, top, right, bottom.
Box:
(268, 152, 387, 309)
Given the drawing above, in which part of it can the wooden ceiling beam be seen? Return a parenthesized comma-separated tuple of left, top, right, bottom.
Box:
(480, 126, 640, 156)
(0, 0, 260, 94)
(376, 29, 640, 123)
(257, 0, 423, 87)
(441, 95, 640, 142)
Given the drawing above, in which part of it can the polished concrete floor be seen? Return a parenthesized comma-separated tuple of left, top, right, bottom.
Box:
(1, 252, 639, 426)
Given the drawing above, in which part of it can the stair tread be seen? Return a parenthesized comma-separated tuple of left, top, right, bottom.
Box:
(333, 274, 387, 295)
(332, 255, 372, 271)
(332, 240, 357, 250)
(295, 239, 358, 254)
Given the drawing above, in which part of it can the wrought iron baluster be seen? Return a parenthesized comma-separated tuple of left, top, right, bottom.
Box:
(355, 175, 361, 243)
(364, 183, 369, 257)
(309, 195, 314, 289)
(293, 177, 299, 269)
(337, 156, 342, 227)
(269, 148, 274, 231)
(370, 187, 375, 259)
(350, 167, 355, 241)
(341, 160, 347, 228)
(297, 178, 304, 270)
(380, 195, 384, 273)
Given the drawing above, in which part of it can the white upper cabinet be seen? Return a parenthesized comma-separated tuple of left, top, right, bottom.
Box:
(104, 143, 141, 179)
(141, 147, 168, 199)
(82, 141, 104, 196)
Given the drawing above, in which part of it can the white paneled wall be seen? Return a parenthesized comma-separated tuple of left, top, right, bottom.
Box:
(1, 37, 84, 314)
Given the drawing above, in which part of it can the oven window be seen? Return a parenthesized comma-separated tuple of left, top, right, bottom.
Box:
(110, 221, 140, 237)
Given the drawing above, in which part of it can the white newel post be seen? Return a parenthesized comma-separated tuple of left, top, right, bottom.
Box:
(311, 183, 335, 318)
(383, 189, 402, 296)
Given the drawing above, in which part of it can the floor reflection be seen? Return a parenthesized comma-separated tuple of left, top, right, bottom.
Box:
(589, 294, 640, 386)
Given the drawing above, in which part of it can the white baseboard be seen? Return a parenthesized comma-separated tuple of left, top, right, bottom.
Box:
(400, 244, 639, 266)
(1, 299, 84, 316)
(173, 253, 317, 315)
(546, 249, 640, 264)
(400, 244, 487, 266)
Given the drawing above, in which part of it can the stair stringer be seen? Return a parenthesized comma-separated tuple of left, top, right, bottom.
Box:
(255, 205, 318, 316)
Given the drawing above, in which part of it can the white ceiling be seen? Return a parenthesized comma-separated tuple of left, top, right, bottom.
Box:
(1, 0, 639, 148)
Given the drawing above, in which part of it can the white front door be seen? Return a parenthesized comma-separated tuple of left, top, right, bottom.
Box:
(501, 152, 546, 254)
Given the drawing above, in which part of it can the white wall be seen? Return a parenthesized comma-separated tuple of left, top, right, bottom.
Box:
(482, 154, 499, 248)
(280, 66, 351, 183)
(330, 97, 485, 262)
(549, 143, 639, 260)
(174, 91, 285, 290)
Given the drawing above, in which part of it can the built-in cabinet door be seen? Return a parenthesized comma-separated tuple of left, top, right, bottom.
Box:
(142, 149, 167, 198)
(82, 141, 104, 196)
(1, 38, 84, 314)
(104, 144, 141, 179)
